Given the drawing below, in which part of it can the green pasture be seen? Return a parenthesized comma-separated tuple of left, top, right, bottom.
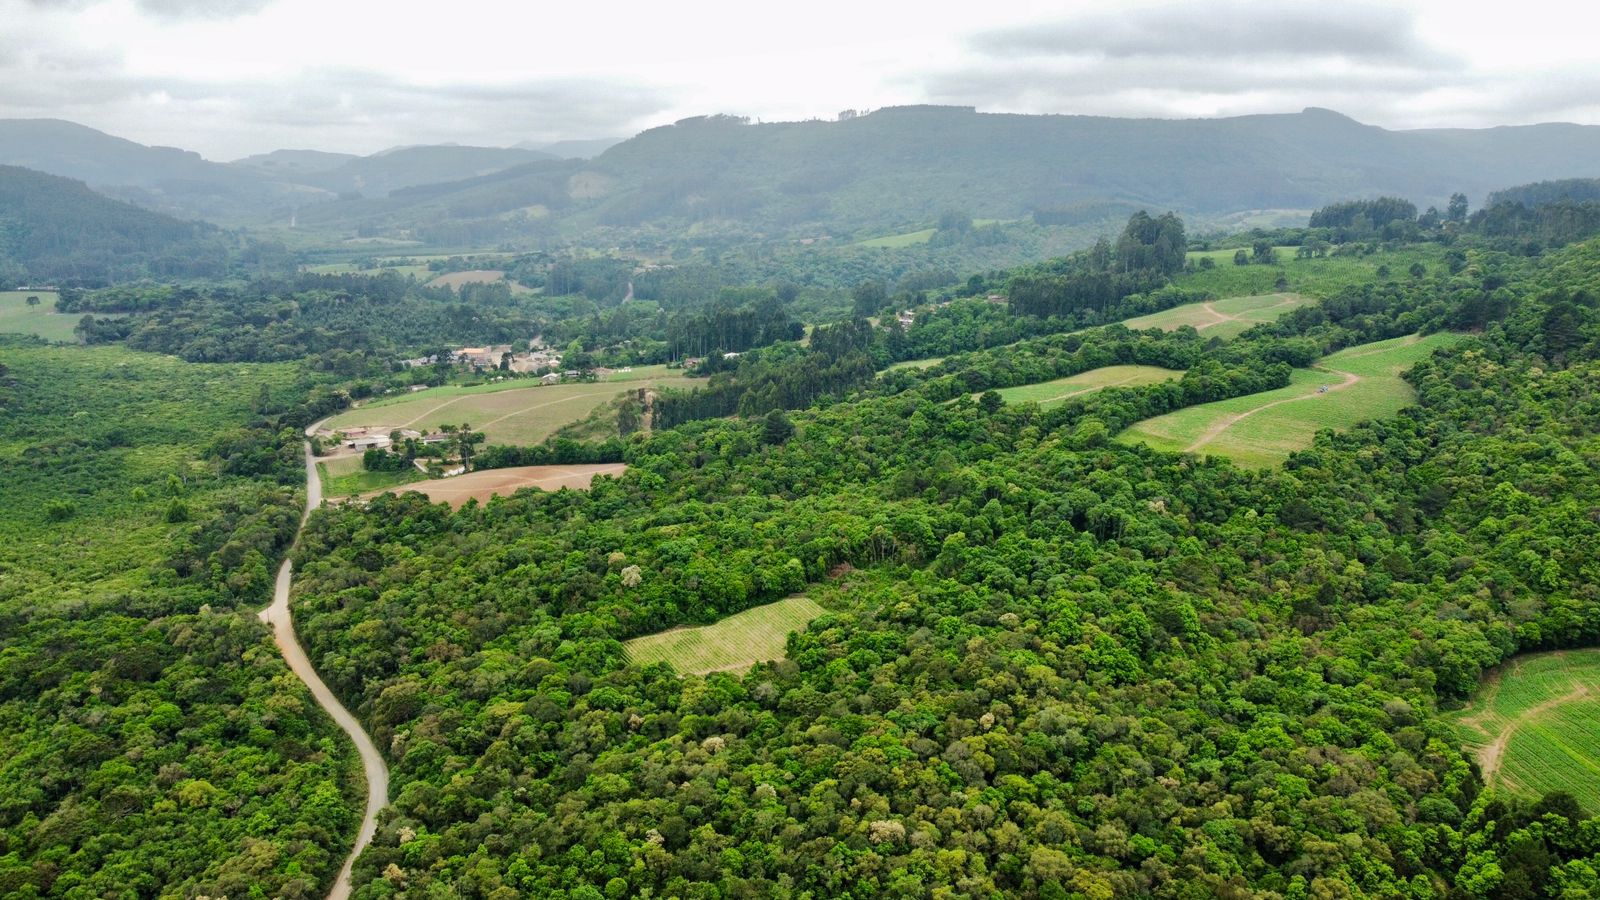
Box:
(1121, 292, 1318, 341)
(994, 365, 1182, 409)
(624, 596, 826, 675)
(0, 291, 79, 341)
(321, 365, 693, 445)
(317, 455, 424, 498)
(1447, 649, 1600, 813)
(1117, 332, 1462, 467)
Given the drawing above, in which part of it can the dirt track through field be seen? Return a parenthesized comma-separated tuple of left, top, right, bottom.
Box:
(1195, 296, 1303, 331)
(1184, 366, 1361, 453)
(260, 440, 388, 900)
(1457, 651, 1595, 783)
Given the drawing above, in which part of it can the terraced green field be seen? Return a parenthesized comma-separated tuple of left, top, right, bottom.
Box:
(993, 365, 1182, 409)
(624, 596, 826, 675)
(1116, 332, 1463, 467)
(321, 365, 693, 445)
(0, 291, 79, 341)
(1447, 650, 1600, 813)
(1121, 292, 1318, 341)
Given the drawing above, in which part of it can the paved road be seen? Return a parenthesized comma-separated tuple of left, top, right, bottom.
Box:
(259, 443, 389, 900)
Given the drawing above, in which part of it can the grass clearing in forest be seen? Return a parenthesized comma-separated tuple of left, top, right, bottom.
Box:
(624, 596, 827, 675)
(993, 365, 1182, 409)
(1121, 293, 1318, 341)
(885, 356, 946, 372)
(0, 291, 79, 341)
(1116, 332, 1463, 468)
(317, 455, 424, 498)
(321, 365, 693, 445)
(1177, 245, 1447, 300)
(1447, 650, 1600, 813)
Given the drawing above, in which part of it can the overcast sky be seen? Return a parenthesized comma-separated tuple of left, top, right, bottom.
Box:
(5, 0, 1600, 160)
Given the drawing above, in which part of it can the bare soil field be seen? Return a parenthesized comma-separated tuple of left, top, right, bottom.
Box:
(360, 463, 626, 507)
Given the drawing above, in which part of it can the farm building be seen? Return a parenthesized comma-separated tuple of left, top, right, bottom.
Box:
(345, 435, 392, 450)
(541, 373, 561, 385)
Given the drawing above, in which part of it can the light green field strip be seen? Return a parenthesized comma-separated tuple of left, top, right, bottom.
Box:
(993, 365, 1183, 409)
(1446, 649, 1600, 813)
(0, 291, 79, 341)
(321, 365, 693, 445)
(1116, 332, 1463, 468)
(885, 356, 945, 372)
(624, 595, 826, 675)
(1121, 292, 1318, 341)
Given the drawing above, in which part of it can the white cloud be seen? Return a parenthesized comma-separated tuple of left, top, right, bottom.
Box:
(1, 0, 1598, 157)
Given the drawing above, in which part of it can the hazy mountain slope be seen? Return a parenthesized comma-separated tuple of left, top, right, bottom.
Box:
(231, 148, 358, 177)
(0, 119, 322, 222)
(286, 107, 1600, 242)
(296, 145, 557, 198)
(0, 165, 231, 284)
(517, 137, 624, 159)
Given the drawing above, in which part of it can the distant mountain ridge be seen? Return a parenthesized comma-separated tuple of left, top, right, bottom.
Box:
(4, 108, 1600, 243)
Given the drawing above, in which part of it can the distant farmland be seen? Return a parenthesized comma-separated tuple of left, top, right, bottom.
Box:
(359, 463, 627, 508)
(1120, 292, 1317, 341)
(1117, 332, 1463, 467)
(624, 596, 826, 675)
(322, 365, 694, 445)
(993, 365, 1181, 409)
(1447, 649, 1600, 813)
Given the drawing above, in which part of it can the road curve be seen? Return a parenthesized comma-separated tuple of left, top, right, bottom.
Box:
(259, 443, 389, 900)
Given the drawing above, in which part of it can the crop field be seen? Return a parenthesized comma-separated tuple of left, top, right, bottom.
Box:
(361, 463, 627, 508)
(994, 365, 1182, 408)
(1121, 292, 1318, 340)
(0, 291, 79, 341)
(1447, 650, 1600, 813)
(1116, 332, 1462, 468)
(321, 365, 694, 445)
(624, 595, 827, 675)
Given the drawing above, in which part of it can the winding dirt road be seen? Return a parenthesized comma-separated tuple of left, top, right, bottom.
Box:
(1184, 366, 1361, 453)
(259, 443, 389, 900)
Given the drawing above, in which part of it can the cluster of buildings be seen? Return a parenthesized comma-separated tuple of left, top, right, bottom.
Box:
(400, 343, 567, 374)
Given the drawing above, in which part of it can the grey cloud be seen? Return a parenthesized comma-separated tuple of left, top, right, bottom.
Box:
(24, 0, 272, 18)
(973, 1, 1454, 68)
(134, 0, 273, 19)
(0, 50, 673, 155)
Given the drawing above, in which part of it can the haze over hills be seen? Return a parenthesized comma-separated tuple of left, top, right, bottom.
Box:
(0, 164, 233, 283)
(5, 107, 1600, 247)
(280, 106, 1600, 245)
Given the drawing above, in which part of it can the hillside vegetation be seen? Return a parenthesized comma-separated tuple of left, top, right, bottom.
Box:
(0, 166, 232, 285)
(0, 339, 360, 896)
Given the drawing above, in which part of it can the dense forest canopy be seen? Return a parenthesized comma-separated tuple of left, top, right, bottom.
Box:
(10, 184, 1600, 897)
(279, 236, 1600, 898)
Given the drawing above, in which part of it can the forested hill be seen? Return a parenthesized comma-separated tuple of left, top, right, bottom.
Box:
(0, 119, 560, 223)
(0, 165, 233, 285)
(8, 109, 1600, 243)
(282, 107, 1600, 241)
